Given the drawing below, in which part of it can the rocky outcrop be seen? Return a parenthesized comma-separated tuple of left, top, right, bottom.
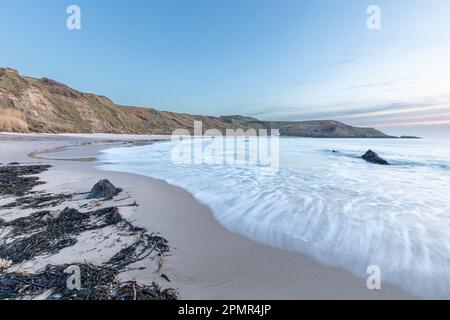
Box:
(362, 150, 389, 165)
(87, 179, 121, 200)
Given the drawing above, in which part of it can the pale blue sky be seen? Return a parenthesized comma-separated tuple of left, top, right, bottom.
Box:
(1, 0, 450, 137)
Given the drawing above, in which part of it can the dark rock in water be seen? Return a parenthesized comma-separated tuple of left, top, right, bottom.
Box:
(362, 150, 389, 165)
(87, 179, 121, 200)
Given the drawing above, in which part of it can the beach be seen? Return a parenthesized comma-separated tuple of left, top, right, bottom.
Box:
(0, 133, 415, 299)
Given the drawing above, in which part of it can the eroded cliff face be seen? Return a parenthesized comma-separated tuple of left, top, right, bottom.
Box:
(0, 68, 226, 134)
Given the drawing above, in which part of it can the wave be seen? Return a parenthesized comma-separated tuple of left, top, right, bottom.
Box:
(98, 138, 450, 299)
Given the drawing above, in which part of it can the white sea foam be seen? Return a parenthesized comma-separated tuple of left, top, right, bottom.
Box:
(98, 138, 450, 298)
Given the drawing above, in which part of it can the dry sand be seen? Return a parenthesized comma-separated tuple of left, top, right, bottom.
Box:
(0, 133, 416, 299)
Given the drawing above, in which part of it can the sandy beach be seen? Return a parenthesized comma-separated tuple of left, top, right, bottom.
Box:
(0, 133, 416, 299)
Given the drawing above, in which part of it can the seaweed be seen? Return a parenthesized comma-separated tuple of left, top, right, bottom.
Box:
(0, 165, 177, 300)
(0, 207, 126, 264)
(0, 206, 176, 300)
(1, 193, 72, 209)
(0, 263, 177, 300)
(0, 165, 52, 196)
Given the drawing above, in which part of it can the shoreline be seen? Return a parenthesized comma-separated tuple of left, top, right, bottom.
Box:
(0, 133, 417, 299)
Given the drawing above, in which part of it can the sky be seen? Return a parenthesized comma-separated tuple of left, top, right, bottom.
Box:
(1, 0, 450, 138)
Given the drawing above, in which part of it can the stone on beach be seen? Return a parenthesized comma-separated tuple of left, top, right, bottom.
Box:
(362, 150, 389, 165)
(87, 179, 121, 200)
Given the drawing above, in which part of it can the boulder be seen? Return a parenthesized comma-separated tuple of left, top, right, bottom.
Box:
(362, 150, 389, 165)
(87, 179, 121, 200)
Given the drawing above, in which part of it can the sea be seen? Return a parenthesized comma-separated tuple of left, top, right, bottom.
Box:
(98, 137, 450, 299)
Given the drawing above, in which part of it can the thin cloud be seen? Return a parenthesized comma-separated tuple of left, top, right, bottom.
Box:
(345, 81, 398, 91)
(367, 119, 450, 128)
(248, 98, 450, 126)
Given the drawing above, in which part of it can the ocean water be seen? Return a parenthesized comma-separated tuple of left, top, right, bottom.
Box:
(98, 138, 450, 298)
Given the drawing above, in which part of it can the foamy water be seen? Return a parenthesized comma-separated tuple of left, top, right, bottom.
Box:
(99, 138, 450, 298)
